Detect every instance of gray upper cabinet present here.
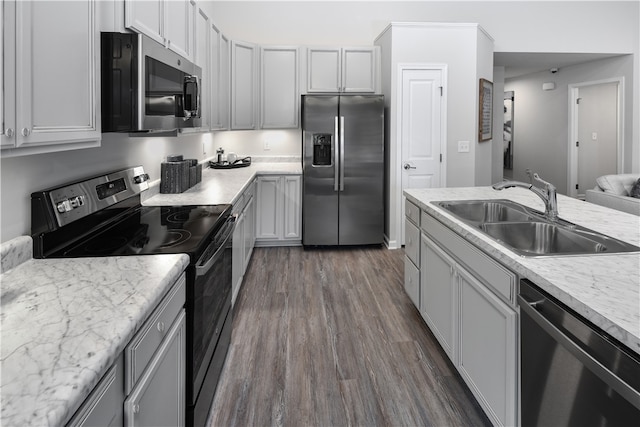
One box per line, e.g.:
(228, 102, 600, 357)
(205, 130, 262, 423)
(231, 40, 258, 130)
(1, 0, 100, 157)
(194, 5, 211, 131)
(260, 46, 299, 129)
(307, 46, 379, 93)
(210, 24, 230, 130)
(124, 0, 194, 61)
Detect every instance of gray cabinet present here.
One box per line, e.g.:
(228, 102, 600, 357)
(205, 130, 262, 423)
(232, 179, 256, 305)
(256, 175, 301, 246)
(124, 311, 186, 427)
(1, 0, 100, 157)
(194, 5, 211, 131)
(66, 355, 125, 427)
(124, 0, 194, 61)
(420, 234, 457, 361)
(406, 205, 518, 426)
(231, 40, 258, 130)
(307, 46, 378, 93)
(66, 273, 186, 427)
(260, 46, 299, 129)
(404, 199, 421, 309)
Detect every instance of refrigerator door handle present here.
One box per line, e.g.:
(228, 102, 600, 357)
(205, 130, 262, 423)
(340, 116, 345, 191)
(334, 116, 339, 191)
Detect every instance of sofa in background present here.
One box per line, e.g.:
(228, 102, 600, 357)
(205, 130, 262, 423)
(585, 174, 640, 216)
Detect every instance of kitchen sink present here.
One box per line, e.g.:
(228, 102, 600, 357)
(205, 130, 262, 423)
(436, 199, 640, 257)
(437, 199, 536, 223)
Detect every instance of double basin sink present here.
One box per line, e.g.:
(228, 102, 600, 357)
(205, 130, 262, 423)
(436, 199, 639, 257)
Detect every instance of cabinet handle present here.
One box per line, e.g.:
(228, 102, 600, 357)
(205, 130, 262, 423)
(21, 128, 31, 137)
(133, 403, 140, 414)
(157, 321, 165, 333)
(4, 128, 14, 138)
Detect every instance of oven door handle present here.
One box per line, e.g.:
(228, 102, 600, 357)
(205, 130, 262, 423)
(195, 216, 235, 277)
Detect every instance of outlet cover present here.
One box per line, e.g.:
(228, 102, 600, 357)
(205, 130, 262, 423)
(264, 139, 271, 150)
(458, 141, 470, 153)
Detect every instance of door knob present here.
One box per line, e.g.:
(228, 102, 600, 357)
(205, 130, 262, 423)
(404, 163, 416, 170)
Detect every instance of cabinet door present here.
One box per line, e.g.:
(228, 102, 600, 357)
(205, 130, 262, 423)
(420, 234, 457, 361)
(210, 23, 222, 129)
(164, 0, 194, 60)
(219, 33, 230, 130)
(457, 268, 517, 427)
(124, 311, 186, 427)
(243, 195, 255, 269)
(231, 40, 257, 130)
(67, 355, 125, 427)
(231, 209, 245, 305)
(282, 176, 301, 240)
(125, 0, 164, 45)
(342, 47, 377, 93)
(260, 46, 299, 128)
(404, 256, 420, 309)
(194, 6, 210, 131)
(307, 47, 341, 93)
(256, 176, 280, 240)
(3, 1, 100, 155)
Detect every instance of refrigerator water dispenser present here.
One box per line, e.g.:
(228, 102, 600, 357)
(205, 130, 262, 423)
(312, 134, 332, 166)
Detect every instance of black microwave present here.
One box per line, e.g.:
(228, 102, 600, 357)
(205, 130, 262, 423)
(101, 32, 202, 133)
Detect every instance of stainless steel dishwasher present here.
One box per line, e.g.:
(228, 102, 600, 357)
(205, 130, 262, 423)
(518, 279, 640, 426)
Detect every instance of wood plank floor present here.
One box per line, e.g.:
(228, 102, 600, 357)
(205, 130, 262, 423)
(207, 246, 491, 427)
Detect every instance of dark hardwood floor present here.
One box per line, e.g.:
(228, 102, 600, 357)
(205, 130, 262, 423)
(207, 246, 491, 427)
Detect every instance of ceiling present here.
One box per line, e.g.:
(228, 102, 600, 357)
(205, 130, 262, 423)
(494, 52, 625, 79)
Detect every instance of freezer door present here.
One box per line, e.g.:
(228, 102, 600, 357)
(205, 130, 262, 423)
(302, 95, 339, 245)
(339, 95, 384, 245)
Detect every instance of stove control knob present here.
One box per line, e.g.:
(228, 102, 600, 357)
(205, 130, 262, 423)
(70, 195, 85, 208)
(56, 200, 72, 213)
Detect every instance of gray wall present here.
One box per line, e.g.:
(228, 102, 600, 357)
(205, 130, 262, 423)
(505, 55, 634, 195)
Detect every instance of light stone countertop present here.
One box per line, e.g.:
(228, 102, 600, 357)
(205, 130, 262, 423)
(0, 236, 190, 427)
(404, 186, 640, 355)
(142, 160, 302, 206)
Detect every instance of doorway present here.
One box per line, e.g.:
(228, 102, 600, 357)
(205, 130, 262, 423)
(397, 64, 446, 245)
(568, 79, 623, 198)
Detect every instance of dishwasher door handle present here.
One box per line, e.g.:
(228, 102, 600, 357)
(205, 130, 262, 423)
(518, 294, 640, 410)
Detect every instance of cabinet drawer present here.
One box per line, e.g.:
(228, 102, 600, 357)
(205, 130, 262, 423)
(405, 218, 420, 266)
(125, 274, 186, 393)
(405, 199, 420, 226)
(404, 255, 420, 309)
(421, 212, 516, 304)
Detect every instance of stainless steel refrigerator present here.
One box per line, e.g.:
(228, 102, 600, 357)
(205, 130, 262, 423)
(302, 94, 384, 246)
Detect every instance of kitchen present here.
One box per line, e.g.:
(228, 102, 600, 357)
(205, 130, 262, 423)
(1, 1, 639, 426)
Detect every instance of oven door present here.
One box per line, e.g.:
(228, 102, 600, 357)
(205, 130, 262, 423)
(188, 217, 233, 406)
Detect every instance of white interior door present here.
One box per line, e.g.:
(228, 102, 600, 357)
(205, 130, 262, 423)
(568, 79, 622, 198)
(399, 66, 444, 245)
(577, 82, 618, 195)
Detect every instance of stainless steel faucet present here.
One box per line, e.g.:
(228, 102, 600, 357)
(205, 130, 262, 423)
(492, 172, 559, 220)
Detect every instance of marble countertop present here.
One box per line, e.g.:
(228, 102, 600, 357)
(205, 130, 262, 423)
(142, 160, 302, 206)
(404, 186, 640, 355)
(0, 236, 190, 427)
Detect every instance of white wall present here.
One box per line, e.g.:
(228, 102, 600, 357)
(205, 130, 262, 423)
(505, 54, 634, 195)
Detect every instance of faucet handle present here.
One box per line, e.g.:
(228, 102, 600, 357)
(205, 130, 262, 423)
(525, 168, 533, 184)
(532, 172, 555, 190)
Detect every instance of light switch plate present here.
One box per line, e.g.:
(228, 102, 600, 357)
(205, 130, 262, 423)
(458, 141, 470, 153)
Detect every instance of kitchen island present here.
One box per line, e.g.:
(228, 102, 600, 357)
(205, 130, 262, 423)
(405, 186, 640, 425)
(405, 186, 640, 355)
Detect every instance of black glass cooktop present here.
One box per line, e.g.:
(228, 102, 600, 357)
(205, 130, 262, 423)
(56, 205, 231, 259)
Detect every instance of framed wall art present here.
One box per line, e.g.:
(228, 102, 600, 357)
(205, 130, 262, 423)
(478, 78, 493, 141)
